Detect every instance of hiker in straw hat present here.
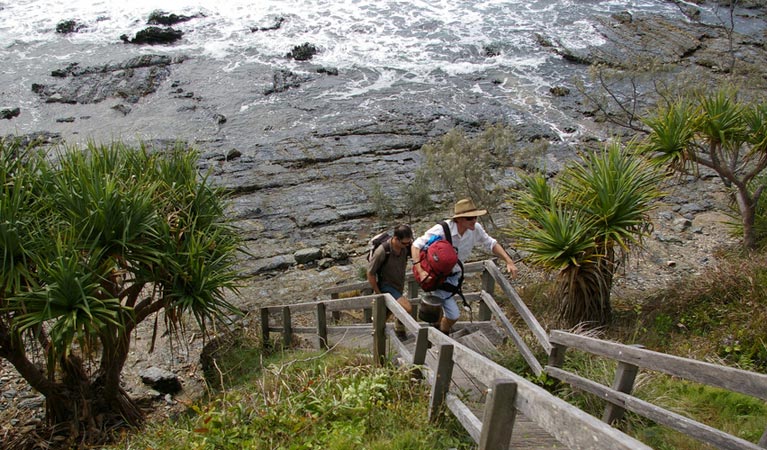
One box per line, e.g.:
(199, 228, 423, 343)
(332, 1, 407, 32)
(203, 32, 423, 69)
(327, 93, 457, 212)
(411, 198, 517, 335)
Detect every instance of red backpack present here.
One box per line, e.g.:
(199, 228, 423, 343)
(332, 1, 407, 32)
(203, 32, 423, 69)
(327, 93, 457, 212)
(413, 221, 462, 292)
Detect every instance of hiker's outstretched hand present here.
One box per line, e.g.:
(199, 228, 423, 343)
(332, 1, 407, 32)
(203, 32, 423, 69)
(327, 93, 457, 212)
(506, 261, 518, 278)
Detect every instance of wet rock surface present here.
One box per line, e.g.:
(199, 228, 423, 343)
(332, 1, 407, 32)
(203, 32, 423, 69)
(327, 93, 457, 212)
(0, 5, 765, 435)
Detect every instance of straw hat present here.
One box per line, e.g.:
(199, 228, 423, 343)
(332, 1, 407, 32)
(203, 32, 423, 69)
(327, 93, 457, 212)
(452, 198, 487, 219)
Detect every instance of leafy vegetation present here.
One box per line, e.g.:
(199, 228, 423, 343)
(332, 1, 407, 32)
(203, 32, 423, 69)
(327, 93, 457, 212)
(508, 142, 663, 326)
(417, 124, 514, 227)
(641, 87, 767, 250)
(112, 346, 473, 450)
(0, 139, 244, 445)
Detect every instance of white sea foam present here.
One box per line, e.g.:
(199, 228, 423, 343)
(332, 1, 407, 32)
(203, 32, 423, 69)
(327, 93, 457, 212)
(0, 0, 737, 141)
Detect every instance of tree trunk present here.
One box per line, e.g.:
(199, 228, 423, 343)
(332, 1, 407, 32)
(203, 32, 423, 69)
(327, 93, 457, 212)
(735, 188, 758, 250)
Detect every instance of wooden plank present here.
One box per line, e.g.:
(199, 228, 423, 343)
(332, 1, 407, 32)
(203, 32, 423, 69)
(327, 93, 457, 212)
(260, 307, 270, 349)
(458, 330, 501, 359)
(412, 328, 429, 379)
(386, 326, 411, 361)
(479, 269, 494, 321)
(277, 324, 371, 333)
(373, 295, 387, 366)
(429, 344, 455, 422)
(316, 302, 328, 350)
(264, 294, 376, 314)
(479, 380, 517, 450)
(446, 393, 481, 443)
(427, 328, 651, 450)
(384, 294, 421, 333)
(431, 329, 650, 449)
(281, 306, 292, 348)
(546, 366, 764, 450)
(322, 261, 487, 295)
(483, 261, 551, 354)
(550, 330, 767, 401)
(480, 291, 543, 375)
(603, 361, 639, 424)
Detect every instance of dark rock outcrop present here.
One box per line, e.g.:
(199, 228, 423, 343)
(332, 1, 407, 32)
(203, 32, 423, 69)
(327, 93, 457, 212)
(147, 10, 201, 26)
(251, 15, 285, 32)
(55, 19, 84, 34)
(287, 43, 319, 61)
(120, 27, 184, 45)
(540, 13, 704, 68)
(0, 107, 20, 120)
(32, 54, 187, 105)
(263, 69, 310, 95)
(139, 367, 182, 394)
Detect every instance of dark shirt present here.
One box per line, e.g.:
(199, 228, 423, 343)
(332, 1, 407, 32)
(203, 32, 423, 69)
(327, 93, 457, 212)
(367, 241, 408, 292)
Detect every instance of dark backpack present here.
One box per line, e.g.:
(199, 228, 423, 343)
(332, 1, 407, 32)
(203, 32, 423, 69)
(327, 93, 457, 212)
(367, 231, 392, 264)
(413, 221, 463, 293)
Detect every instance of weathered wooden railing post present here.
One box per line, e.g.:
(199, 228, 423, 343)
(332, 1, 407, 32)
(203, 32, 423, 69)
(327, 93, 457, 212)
(260, 307, 271, 349)
(330, 292, 342, 324)
(373, 295, 387, 366)
(479, 379, 518, 450)
(316, 302, 328, 350)
(548, 342, 567, 369)
(429, 344, 454, 422)
(603, 360, 640, 424)
(479, 269, 494, 321)
(411, 328, 429, 379)
(408, 279, 420, 319)
(281, 306, 292, 349)
(363, 307, 373, 323)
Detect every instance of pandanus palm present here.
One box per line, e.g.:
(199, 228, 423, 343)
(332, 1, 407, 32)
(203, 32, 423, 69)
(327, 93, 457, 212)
(0, 140, 244, 443)
(642, 88, 767, 250)
(509, 143, 663, 326)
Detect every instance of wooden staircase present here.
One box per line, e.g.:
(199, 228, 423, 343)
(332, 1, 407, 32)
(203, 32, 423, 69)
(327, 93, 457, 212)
(260, 260, 767, 450)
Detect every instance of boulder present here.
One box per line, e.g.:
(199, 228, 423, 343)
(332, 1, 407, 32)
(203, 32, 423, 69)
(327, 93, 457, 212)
(0, 107, 20, 120)
(286, 43, 319, 61)
(263, 69, 310, 95)
(139, 367, 182, 394)
(294, 247, 323, 264)
(121, 27, 184, 45)
(55, 20, 84, 34)
(147, 10, 201, 26)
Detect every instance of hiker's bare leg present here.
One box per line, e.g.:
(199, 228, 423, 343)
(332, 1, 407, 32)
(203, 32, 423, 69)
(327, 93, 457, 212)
(396, 296, 413, 314)
(439, 317, 457, 334)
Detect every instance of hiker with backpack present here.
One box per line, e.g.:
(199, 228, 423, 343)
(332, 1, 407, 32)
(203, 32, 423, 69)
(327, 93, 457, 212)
(367, 224, 414, 337)
(412, 198, 518, 335)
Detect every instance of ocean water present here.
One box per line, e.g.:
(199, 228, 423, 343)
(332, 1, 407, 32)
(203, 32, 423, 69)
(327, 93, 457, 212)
(0, 0, 687, 89)
(0, 0, 759, 145)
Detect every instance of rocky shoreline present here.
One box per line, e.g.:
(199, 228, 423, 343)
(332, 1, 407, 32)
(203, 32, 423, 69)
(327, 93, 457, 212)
(1, 4, 766, 438)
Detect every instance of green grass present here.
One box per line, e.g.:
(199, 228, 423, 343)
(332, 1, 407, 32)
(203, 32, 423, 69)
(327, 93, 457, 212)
(495, 247, 767, 450)
(110, 248, 767, 450)
(111, 344, 473, 450)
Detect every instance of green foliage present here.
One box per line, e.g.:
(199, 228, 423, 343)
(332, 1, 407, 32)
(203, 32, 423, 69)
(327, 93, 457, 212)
(641, 87, 767, 249)
(369, 180, 395, 224)
(419, 124, 514, 225)
(113, 349, 473, 450)
(508, 142, 663, 325)
(0, 139, 244, 434)
(400, 167, 434, 220)
(640, 251, 767, 372)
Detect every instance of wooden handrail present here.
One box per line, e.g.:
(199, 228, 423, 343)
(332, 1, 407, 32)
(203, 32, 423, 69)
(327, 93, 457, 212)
(424, 326, 651, 449)
(548, 330, 767, 450)
(483, 261, 551, 354)
(549, 330, 767, 401)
